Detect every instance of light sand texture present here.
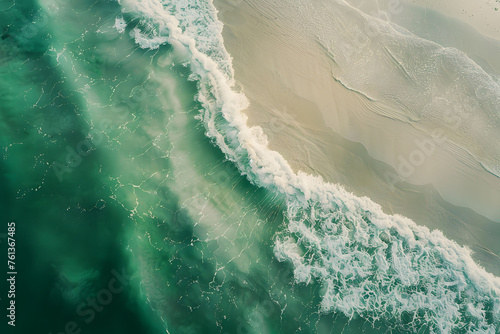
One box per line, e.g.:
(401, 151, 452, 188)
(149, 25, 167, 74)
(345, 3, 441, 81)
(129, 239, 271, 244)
(403, 0, 500, 39)
(214, 0, 500, 274)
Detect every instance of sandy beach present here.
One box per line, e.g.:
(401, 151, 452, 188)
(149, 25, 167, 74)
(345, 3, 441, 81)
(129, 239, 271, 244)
(403, 0, 500, 38)
(214, 0, 500, 274)
(4, 0, 500, 332)
(345, 0, 500, 38)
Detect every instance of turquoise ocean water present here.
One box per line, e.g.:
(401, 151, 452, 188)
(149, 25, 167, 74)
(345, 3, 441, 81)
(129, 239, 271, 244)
(0, 0, 499, 333)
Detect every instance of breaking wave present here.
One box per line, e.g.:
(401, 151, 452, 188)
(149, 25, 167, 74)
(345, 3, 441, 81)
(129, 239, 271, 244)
(117, 0, 500, 332)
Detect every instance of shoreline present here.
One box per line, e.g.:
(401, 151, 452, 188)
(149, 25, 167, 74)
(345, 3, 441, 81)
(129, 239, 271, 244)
(345, 0, 500, 40)
(402, 0, 500, 40)
(214, 0, 500, 274)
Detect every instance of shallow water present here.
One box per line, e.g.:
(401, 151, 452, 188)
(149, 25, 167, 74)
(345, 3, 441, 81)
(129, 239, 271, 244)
(1, 0, 499, 333)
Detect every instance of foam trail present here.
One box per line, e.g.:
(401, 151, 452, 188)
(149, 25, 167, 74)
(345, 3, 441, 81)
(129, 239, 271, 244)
(118, 0, 500, 332)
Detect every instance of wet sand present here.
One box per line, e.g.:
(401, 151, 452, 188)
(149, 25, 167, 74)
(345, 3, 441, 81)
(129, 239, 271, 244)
(213, 0, 500, 274)
(403, 0, 500, 39)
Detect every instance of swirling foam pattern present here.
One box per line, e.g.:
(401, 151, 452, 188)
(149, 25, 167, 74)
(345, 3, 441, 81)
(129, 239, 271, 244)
(119, 0, 500, 332)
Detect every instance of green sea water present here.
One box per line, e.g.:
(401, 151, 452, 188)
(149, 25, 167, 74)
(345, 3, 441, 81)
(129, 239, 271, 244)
(1, 0, 500, 333)
(0, 1, 353, 333)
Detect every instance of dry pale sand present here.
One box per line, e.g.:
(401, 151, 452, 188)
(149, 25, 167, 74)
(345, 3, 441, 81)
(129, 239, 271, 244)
(214, 0, 500, 274)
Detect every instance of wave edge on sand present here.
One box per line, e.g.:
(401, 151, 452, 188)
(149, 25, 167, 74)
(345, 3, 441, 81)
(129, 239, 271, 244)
(119, 0, 500, 332)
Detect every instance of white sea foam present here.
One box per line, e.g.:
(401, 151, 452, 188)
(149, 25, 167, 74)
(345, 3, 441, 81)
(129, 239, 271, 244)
(114, 16, 127, 33)
(119, 0, 500, 331)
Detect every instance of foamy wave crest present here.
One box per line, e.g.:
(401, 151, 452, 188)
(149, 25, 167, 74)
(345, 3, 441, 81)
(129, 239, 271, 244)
(119, 0, 500, 332)
(275, 198, 500, 332)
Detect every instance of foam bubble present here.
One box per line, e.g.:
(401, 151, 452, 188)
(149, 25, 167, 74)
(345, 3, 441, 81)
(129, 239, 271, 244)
(119, 0, 500, 331)
(114, 16, 127, 33)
